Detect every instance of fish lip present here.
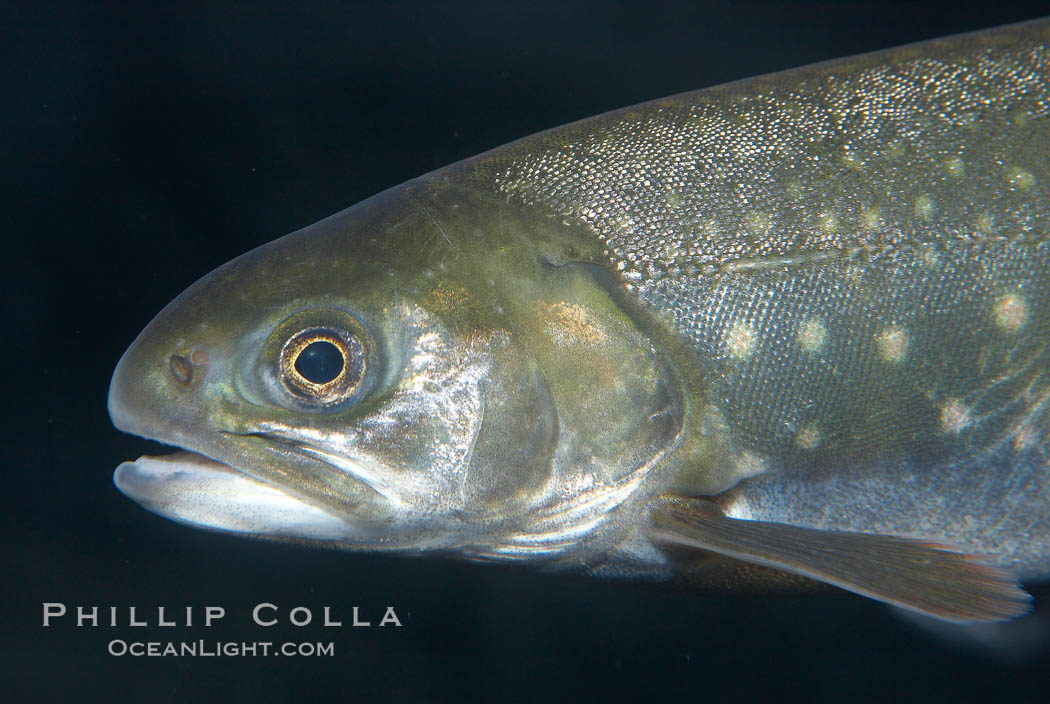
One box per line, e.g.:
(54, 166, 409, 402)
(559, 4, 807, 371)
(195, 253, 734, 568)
(114, 424, 254, 477)
(113, 412, 306, 480)
(112, 449, 235, 500)
(111, 423, 303, 512)
(113, 428, 419, 548)
(122, 426, 393, 512)
(112, 435, 267, 505)
(227, 425, 404, 506)
(127, 448, 229, 467)
(111, 448, 364, 543)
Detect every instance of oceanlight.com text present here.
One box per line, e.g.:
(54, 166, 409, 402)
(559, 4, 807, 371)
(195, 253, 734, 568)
(107, 639, 335, 657)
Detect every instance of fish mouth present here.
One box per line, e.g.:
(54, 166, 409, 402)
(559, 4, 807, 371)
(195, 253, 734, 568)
(113, 447, 358, 542)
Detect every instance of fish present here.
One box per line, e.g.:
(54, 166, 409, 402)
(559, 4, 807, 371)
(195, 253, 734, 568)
(109, 18, 1050, 624)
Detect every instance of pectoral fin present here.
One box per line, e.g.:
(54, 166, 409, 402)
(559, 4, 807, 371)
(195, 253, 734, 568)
(649, 497, 1031, 623)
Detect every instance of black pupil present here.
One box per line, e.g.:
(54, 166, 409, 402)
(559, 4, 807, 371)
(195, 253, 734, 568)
(295, 340, 344, 384)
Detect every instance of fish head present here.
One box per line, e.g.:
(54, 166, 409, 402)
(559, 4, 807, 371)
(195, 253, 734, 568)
(109, 182, 685, 555)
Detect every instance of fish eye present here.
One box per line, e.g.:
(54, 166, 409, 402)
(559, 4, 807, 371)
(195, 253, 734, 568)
(279, 327, 364, 405)
(295, 340, 343, 384)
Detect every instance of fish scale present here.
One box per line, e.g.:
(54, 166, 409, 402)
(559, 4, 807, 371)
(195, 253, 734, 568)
(466, 21, 1050, 560)
(484, 31, 1049, 283)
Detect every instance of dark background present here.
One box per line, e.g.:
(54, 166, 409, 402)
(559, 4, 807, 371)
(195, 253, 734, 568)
(6, 1, 1050, 702)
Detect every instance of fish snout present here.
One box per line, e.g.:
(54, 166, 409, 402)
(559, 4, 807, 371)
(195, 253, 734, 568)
(108, 330, 214, 438)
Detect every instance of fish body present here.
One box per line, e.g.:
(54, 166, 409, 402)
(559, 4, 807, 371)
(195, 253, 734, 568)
(110, 19, 1050, 622)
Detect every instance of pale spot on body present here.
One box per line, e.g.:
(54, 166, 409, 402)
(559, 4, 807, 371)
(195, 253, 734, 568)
(993, 293, 1028, 333)
(921, 247, 941, 269)
(748, 211, 771, 233)
(876, 325, 909, 363)
(725, 321, 756, 359)
(819, 211, 839, 234)
(795, 423, 822, 450)
(841, 152, 862, 170)
(976, 212, 994, 234)
(914, 195, 935, 221)
(860, 206, 881, 231)
(1006, 166, 1036, 190)
(796, 317, 827, 353)
(940, 398, 972, 435)
(734, 451, 767, 479)
(844, 263, 865, 284)
(944, 156, 966, 179)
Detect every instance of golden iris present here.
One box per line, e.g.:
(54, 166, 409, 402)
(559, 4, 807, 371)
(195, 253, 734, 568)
(279, 327, 364, 405)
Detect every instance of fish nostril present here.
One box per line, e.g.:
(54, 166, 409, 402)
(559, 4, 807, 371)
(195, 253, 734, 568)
(190, 348, 209, 366)
(169, 355, 193, 385)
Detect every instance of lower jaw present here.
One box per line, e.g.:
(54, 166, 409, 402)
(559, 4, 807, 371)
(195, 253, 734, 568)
(113, 451, 357, 541)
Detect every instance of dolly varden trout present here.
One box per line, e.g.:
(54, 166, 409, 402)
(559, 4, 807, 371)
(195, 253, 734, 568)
(110, 19, 1050, 622)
